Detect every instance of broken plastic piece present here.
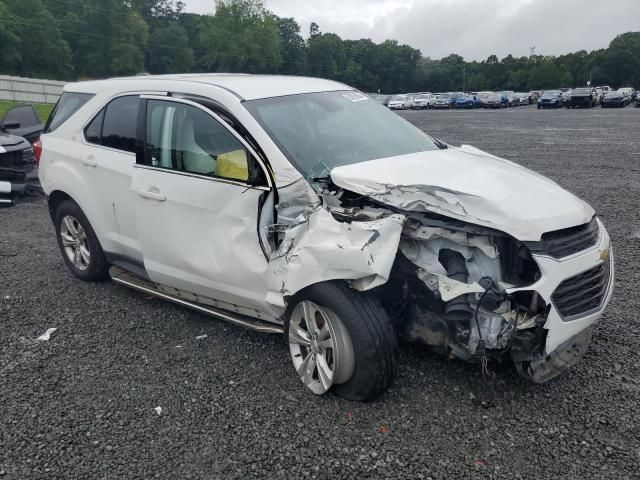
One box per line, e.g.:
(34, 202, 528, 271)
(37, 328, 57, 341)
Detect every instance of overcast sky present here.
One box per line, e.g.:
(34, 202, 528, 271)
(183, 0, 640, 60)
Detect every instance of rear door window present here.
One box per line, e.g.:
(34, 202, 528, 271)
(101, 96, 140, 153)
(84, 96, 140, 153)
(44, 92, 93, 132)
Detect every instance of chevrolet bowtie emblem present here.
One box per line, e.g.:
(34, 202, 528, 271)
(599, 249, 610, 262)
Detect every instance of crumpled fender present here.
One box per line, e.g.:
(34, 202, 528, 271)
(265, 208, 405, 307)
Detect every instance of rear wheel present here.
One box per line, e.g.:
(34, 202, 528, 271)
(54, 200, 109, 281)
(286, 281, 398, 401)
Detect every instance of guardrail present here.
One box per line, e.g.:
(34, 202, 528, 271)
(0, 75, 64, 104)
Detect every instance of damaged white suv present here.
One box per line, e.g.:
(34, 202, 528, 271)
(38, 75, 614, 401)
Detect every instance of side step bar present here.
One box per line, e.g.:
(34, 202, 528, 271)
(109, 266, 284, 334)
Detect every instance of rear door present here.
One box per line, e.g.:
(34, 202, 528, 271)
(78, 94, 143, 261)
(131, 96, 274, 313)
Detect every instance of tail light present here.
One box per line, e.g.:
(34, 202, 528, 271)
(33, 138, 42, 166)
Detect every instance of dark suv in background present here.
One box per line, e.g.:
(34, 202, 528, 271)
(0, 105, 43, 206)
(567, 88, 597, 108)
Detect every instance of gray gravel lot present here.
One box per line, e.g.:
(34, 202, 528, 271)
(1, 105, 640, 479)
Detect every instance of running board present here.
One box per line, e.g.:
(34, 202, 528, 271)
(109, 266, 284, 334)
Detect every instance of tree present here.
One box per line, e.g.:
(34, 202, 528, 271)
(309, 22, 320, 38)
(307, 33, 345, 78)
(5, 0, 72, 79)
(199, 0, 281, 73)
(600, 32, 640, 87)
(276, 17, 305, 75)
(0, 0, 21, 74)
(146, 24, 193, 73)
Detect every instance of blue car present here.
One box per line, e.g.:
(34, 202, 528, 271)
(537, 90, 564, 109)
(454, 95, 480, 109)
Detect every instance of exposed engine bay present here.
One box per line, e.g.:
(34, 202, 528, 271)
(326, 185, 547, 362)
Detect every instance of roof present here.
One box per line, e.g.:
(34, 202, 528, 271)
(64, 74, 352, 101)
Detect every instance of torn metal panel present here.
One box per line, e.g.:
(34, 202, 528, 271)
(330, 146, 594, 241)
(267, 207, 405, 303)
(273, 177, 320, 227)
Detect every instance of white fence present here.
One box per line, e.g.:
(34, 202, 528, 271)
(0, 75, 64, 104)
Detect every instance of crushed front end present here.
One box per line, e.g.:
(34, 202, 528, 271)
(317, 181, 614, 383)
(380, 212, 613, 382)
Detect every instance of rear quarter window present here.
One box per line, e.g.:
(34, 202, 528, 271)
(44, 92, 94, 133)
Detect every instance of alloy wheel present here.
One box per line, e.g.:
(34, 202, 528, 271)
(288, 301, 354, 395)
(60, 215, 91, 271)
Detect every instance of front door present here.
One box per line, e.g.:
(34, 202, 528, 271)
(131, 97, 273, 313)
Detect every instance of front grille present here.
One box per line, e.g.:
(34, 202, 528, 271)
(551, 259, 611, 319)
(0, 147, 34, 169)
(21, 148, 35, 165)
(529, 218, 599, 259)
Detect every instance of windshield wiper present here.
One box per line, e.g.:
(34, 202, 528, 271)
(433, 138, 448, 149)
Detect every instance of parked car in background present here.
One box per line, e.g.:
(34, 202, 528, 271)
(566, 87, 597, 108)
(597, 86, 611, 96)
(619, 87, 634, 101)
(499, 91, 517, 107)
(528, 91, 541, 103)
(636, 94, 640, 107)
(538, 90, 564, 109)
(369, 93, 391, 106)
(0, 129, 37, 206)
(37, 74, 614, 400)
(412, 93, 436, 109)
(454, 94, 479, 109)
(594, 87, 604, 104)
(433, 93, 454, 109)
(388, 94, 412, 110)
(483, 93, 507, 108)
(602, 90, 627, 108)
(0, 104, 44, 144)
(515, 93, 530, 105)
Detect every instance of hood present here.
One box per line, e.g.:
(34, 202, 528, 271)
(330, 145, 594, 241)
(0, 132, 27, 147)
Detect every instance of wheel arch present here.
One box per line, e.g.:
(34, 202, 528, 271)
(48, 190, 76, 221)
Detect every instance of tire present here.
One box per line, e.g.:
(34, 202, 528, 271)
(285, 281, 398, 401)
(54, 199, 109, 282)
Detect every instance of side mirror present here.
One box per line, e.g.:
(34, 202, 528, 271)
(1, 121, 20, 130)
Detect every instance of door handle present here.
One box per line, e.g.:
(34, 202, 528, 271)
(82, 155, 97, 167)
(136, 188, 166, 202)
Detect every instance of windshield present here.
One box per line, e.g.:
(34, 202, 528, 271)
(436, 94, 451, 100)
(391, 95, 407, 101)
(478, 93, 491, 99)
(415, 94, 428, 100)
(573, 88, 590, 94)
(542, 91, 559, 97)
(489, 94, 501, 100)
(244, 91, 438, 180)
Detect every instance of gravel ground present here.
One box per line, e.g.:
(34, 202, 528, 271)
(1, 105, 639, 479)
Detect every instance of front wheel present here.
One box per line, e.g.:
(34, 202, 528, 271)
(286, 281, 398, 401)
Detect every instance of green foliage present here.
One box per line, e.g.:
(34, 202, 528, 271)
(0, 0, 638, 93)
(199, 0, 281, 73)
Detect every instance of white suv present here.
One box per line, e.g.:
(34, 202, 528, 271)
(38, 74, 614, 400)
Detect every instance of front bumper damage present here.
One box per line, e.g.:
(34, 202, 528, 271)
(267, 152, 613, 383)
(400, 217, 612, 381)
